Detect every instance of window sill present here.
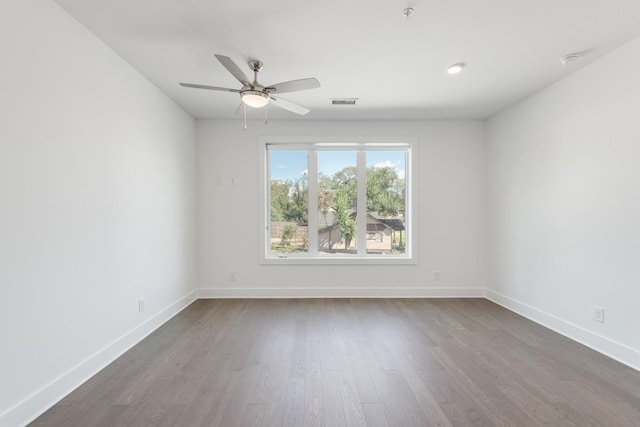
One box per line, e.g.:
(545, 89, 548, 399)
(260, 255, 417, 265)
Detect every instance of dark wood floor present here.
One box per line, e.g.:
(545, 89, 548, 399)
(31, 298, 640, 426)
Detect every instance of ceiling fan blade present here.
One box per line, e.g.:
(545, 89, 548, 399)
(179, 82, 240, 93)
(269, 96, 310, 115)
(214, 54, 251, 86)
(266, 78, 320, 94)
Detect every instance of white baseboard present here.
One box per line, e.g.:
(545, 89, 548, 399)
(486, 289, 640, 372)
(1, 289, 198, 427)
(198, 286, 486, 299)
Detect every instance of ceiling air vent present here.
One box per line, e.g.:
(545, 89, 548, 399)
(331, 98, 358, 105)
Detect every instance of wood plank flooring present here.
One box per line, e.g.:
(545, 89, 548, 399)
(31, 299, 640, 426)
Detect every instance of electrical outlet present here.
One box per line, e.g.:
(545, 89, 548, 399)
(433, 271, 440, 281)
(138, 298, 145, 313)
(230, 272, 237, 282)
(593, 306, 604, 323)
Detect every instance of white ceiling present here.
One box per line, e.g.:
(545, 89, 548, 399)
(54, 0, 640, 120)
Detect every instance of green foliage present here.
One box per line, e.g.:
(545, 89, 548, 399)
(288, 178, 308, 223)
(318, 169, 356, 215)
(270, 176, 308, 224)
(280, 224, 295, 245)
(366, 166, 404, 217)
(335, 187, 356, 249)
(271, 163, 404, 249)
(270, 243, 307, 253)
(270, 181, 289, 222)
(318, 165, 404, 217)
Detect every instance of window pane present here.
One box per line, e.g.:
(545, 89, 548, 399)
(317, 151, 358, 254)
(263, 141, 412, 263)
(269, 150, 309, 254)
(365, 151, 406, 254)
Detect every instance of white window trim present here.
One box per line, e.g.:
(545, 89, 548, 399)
(258, 136, 417, 265)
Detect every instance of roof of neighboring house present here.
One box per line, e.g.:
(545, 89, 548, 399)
(377, 218, 405, 231)
(318, 212, 405, 232)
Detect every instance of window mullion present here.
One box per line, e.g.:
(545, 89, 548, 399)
(356, 150, 367, 255)
(307, 150, 318, 256)
(265, 148, 272, 256)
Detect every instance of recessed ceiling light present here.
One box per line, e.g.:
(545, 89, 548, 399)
(447, 63, 465, 74)
(560, 52, 582, 66)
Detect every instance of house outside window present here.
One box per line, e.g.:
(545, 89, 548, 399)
(259, 138, 415, 264)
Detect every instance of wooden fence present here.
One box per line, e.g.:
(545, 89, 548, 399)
(270, 222, 308, 244)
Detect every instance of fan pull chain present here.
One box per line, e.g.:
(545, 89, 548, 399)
(265, 105, 268, 125)
(243, 103, 247, 130)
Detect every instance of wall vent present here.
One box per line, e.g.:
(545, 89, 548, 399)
(331, 98, 358, 105)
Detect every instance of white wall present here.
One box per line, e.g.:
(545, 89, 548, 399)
(197, 120, 486, 297)
(0, 1, 197, 425)
(486, 37, 640, 369)
(7, 0, 638, 423)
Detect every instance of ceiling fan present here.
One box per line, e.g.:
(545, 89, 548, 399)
(180, 54, 320, 115)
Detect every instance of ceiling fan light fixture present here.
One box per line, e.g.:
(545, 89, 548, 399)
(447, 63, 466, 74)
(241, 90, 269, 108)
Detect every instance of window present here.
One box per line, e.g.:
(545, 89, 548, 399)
(260, 138, 415, 264)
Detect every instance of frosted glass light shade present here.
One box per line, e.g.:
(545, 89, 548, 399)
(241, 91, 269, 108)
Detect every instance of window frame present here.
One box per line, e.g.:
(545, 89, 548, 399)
(258, 136, 417, 265)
